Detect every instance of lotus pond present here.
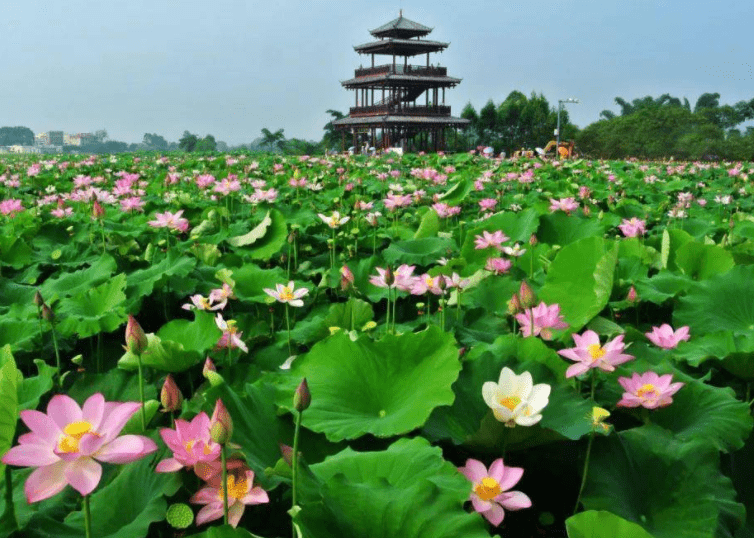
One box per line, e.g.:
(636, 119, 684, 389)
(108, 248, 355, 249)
(1, 151, 753, 538)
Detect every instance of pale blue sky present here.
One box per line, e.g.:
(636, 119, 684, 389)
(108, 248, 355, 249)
(3, 0, 752, 145)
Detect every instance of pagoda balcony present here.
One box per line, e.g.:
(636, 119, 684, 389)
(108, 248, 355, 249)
(354, 64, 447, 78)
(349, 104, 451, 117)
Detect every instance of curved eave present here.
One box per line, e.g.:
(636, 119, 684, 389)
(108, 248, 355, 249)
(354, 39, 449, 56)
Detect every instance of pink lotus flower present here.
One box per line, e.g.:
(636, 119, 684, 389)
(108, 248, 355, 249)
(208, 283, 235, 310)
(190, 469, 269, 527)
(215, 314, 248, 353)
(479, 198, 498, 212)
(156, 412, 221, 472)
(645, 324, 690, 349)
(549, 197, 579, 213)
(263, 281, 309, 307)
(1, 393, 157, 502)
(410, 273, 445, 295)
(474, 230, 509, 250)
(148, 210, 189, 233)
(0, 199, 24, 218)
(617, 371, 684, 409)
(182, 294, 218, 312)
(516, 302, 568, 340)
(618, 218, 646, 238)
(369, 264, 417, 291)
(557, 330, 634, 378)
(485, 257, 512, 275)
(458, 458, 531, 526)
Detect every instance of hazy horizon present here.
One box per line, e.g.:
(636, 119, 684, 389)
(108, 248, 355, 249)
(4, 0, 752, 145)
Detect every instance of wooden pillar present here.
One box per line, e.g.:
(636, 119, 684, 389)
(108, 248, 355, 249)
(442, 87, 445, 104)
(371, 54, 374, 68)
(371, 88, 374, 106)
(355, 90, 358, 107)
(426, 52, 429, 67)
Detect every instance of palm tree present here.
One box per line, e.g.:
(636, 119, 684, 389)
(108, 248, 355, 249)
(260, 128, 285, 152)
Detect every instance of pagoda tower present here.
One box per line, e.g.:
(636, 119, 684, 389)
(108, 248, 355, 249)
(333, 11, 469, 152)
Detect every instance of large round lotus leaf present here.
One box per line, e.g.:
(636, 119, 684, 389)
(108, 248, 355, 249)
(382, 236, 457, 266)
(673, 331, 754, 379)
(536, 213, 606, 246)
(566, 511, 654, 538)
(283, 326, 461, 441)
(583, 425, 744, 538)
(674, 265, 754, 335)
(539, 237, 618, 331)
(673, 241, 734, 280)
(56, 273, 128, 338)
(294, 438, 490, 538)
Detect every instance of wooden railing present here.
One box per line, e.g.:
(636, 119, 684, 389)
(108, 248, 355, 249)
(349, 105, 451, 117)
(354, 64, 447, 78)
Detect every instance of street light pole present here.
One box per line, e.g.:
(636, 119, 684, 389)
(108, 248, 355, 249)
(556, 98, 579, 157)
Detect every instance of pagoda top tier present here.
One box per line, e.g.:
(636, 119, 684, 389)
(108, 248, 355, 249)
(370, 11, 433, 39)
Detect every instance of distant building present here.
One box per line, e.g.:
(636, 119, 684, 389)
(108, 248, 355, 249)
(35, 132, 51, 146)
(48, 131, 64, 146)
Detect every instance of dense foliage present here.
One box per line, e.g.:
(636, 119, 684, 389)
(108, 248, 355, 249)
(0, 150, 753, 538)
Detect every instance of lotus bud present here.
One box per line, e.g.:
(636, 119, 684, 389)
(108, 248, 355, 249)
(202, 357, 217, 377)
(293, 378, 311, 412)
(279, 443, 294, 467)
(437, 275, 447, 292)
(340, 265, 355, 291)
(507, 293, 522, 316)
(209, 399, 233, 445)
(92, 200, 105, 220)
(529, 234, 538, 246)
(160, 374, 183, 413)
(627, 286, 638, 303)
(518, 281, 536, 309)
(41, 303, 55, 322)
(33, 290, 45, 307)
(125, 314, 148, 355)
(384, 266, 395, 287)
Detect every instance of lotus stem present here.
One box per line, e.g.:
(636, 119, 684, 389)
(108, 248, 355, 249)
(573, 370, 597, 515)
(221, 445, 229, 525)
(285, 303, 292, 356)
(292, 408, 303, 535)
(83, 494, 92, 538)
(50, 320, 62, 390)
(136, 351, 147, 431)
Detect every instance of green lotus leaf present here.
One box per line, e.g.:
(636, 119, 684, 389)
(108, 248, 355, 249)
(56, 273, 128, 338)
(67, 368, 157, 404)
(539, 237, 618, 331)
(0, 347, 18, 477)
(659, 228, 693, 271)
(673, 241, 734, 280)
(295, 437, 491, 538)
(63, 455, 180, 538)
(437, 177, 471, 205)
(321, 297, 373, 332)
(674, 265, 754, 335)
(648, 376, 753, 453)
(583, 425, 745, 538)
(17, 359, 56, 411)
(566, 510, 654, 538)
(125, 252, 196, 301)
(38, 254, 116, 301)
(186, 526, 265, 538)
(383, 237, 457, 266)
(231, 264, 290, 304)
(0, 316, 39, 353)
(156, 310, 221, 355)
(118, 332, 204, 373)
(537, 213, 606, 246)
(228, 209, 288, 261)
(634, 270, 694, 304)
(413, 208, 440, 239)
(282, 326, 461, 441)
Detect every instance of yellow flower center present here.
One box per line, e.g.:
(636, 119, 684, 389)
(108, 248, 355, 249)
(637, 383, 658, 399)
(588, 344, 606, 360)
(425, 276, 435, 287)
(218, 475, 248, 501)
(474, 477, 502, 501)
(329, 217, 339, 227)
(280, 287, 295, 301)
(200, 298, 211, 309)
(57, 421, 97, 454)
(499, 396, 521, 411)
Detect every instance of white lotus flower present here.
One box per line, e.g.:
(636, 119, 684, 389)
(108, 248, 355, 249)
(482, 367, 551, 427)
(318, 211, 350, 229)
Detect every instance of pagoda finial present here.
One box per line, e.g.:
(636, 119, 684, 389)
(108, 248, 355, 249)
(399, 9, 402, 17)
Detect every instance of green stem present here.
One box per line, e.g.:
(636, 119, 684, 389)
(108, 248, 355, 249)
(136, 352, 146, 431)
(4, 467, 16, 530)
(83, 494, 92, 538)
(50, 321, 62, 389)
(573, 370, 597, 515)
(292, 409, 302, 512)
(221, 445, 229, 525)
(285, 303, 292, 357)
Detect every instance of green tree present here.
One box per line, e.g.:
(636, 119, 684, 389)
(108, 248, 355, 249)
(142, 133, 168, 150)
(179, 131, 199, 152)
(322, 110, 345, 150)
(260, 128, 285, 152)
(195, 134, 217, 152)
(0, 126, 34, 146)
